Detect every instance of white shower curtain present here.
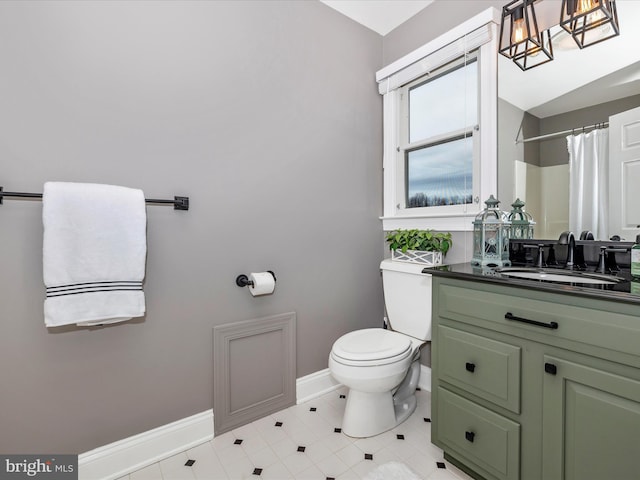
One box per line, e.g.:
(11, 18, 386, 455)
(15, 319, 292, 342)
(566, 128, 609, 240)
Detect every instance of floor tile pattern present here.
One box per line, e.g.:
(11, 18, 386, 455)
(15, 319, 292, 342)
(120, 387, 474, 480)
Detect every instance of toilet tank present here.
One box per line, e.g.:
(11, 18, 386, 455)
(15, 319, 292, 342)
(380, 259, 433, 341)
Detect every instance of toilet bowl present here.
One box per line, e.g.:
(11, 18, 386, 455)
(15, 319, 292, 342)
(329, 328, 423, 437)
(328, 259, 432, 438)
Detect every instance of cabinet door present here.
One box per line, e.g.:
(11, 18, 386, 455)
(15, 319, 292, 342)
(542, 356, 640, 480)
(438, 325, 521, 413)
(437, 387, 520, 480)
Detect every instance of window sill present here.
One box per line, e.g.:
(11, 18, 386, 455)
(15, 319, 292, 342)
(380, 212, 478, 232)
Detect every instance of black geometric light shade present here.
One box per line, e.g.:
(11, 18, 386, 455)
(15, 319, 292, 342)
(499, 0, 554, 71)
(560, 0, 620, 49)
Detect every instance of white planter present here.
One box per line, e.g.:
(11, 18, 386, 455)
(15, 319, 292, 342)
(390, 249, 443, 266)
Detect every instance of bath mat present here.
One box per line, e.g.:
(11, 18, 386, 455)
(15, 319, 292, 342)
(363, 461, 422, 480)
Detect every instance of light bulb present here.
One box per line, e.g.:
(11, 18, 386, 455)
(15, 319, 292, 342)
(575, 0, 611, 38)
(576, 0, 597, 14)
(528, 45, 541, 57)
(577, 0, 607, 24)
(587, 9, 607, 28)
(512, 17, 527, 44)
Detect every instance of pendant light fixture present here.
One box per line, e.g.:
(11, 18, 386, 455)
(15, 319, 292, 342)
(560, 0, 620, 49)
(499, 0, 554, 71)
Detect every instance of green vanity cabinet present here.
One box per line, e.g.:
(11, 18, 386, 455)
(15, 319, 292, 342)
(431, 275, 640, 480)
(542, 356, 640, 480)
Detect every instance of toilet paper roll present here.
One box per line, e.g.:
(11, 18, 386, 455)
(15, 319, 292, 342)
(248, 272, 276, 296)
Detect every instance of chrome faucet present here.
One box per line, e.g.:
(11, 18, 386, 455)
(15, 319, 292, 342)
(558, 231, 575, 269)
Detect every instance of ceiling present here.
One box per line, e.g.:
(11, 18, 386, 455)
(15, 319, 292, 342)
(320, 1, 640, 118)
(498, 0, 640, 118)
(319, 0, 434, 35)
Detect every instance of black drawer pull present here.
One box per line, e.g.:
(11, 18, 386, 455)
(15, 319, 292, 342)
(545, 362, 557, 375)
(465, 362, 476, 373)
(505, 312, 558, 330)
(465, 431, 475, 443)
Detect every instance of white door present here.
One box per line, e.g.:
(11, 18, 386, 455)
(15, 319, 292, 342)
(609, 106, 640, 241)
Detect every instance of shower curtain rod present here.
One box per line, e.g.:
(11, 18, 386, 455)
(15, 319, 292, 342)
(515, 121, 609, 144)
(0, 187, 189, 210)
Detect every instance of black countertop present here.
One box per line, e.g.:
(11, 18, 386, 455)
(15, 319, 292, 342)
(424, 263, 640, 306)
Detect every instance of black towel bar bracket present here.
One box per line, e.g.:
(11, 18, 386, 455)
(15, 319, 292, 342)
(0, 186, 189, 211)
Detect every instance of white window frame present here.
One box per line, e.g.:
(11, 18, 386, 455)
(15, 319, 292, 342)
(377, 8, 501, 232)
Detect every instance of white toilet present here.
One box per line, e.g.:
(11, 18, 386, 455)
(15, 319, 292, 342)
(328, 259, 432, 438)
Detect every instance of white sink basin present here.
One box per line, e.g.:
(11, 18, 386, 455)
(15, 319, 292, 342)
(497, 268, 621, 285)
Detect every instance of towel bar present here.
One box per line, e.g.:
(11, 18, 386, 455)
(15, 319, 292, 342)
(0, 186, 189, 210)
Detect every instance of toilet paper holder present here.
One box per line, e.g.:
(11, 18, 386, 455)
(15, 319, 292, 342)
(235, 271, 276, 288)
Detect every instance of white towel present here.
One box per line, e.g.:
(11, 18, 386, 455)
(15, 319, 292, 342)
(42, 182, 147, 327)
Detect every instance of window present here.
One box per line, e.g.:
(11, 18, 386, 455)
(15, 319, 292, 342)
(377, 9, 499, 231)
(402, 57, 478, 211)
(406, 134, 474, 208)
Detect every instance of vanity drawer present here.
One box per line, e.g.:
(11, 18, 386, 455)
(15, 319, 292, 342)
(437, 387, 520, 480)
(437, 325, 521, 413)
(438, 283, 640, 359)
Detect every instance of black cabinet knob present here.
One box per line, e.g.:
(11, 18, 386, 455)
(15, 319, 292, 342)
(465, 431, 475, 442)
(465, 362, 476, 373)
(545, 362, 557, 375)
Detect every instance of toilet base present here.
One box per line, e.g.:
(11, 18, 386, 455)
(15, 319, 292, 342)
(341, 360, 421, 438)
(391, 360, 420, 429)
(342, 390, 396, 438)
(393, 391, 417, 427)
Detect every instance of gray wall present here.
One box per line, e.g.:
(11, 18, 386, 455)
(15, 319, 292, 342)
(498, 99, 541, 203)
(538, 94, 640, 167)
(499, 94, 640, 172)
(497, 99, 524, 206)
(383, 0, 504, 65)
(0, 0, 384, 453)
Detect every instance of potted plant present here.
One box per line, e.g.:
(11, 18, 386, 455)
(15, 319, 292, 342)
(385, 229, 452, 266)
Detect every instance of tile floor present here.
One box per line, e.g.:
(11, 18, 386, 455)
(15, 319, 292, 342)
(119, 387, 474, 480)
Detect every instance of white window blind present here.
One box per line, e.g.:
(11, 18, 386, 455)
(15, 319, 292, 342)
(377, 24, 493, 95)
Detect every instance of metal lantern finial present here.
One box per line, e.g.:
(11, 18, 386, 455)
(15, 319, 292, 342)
(508, 198, 536, 240)
(472, 195, 512, 268)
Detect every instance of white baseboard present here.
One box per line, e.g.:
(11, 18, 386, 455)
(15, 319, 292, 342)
(78, 366, 431, 480)
(78, 410, 214, 480)
(296, 365, 431, 400)
(296, 368, 342, 404)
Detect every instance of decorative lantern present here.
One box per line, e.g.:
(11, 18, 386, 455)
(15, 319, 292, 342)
(472, 195, 512, 268)
(508, 198, 535, 240)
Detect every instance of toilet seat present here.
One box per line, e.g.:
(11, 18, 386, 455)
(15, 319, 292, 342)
(331, 329, 413, 366)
